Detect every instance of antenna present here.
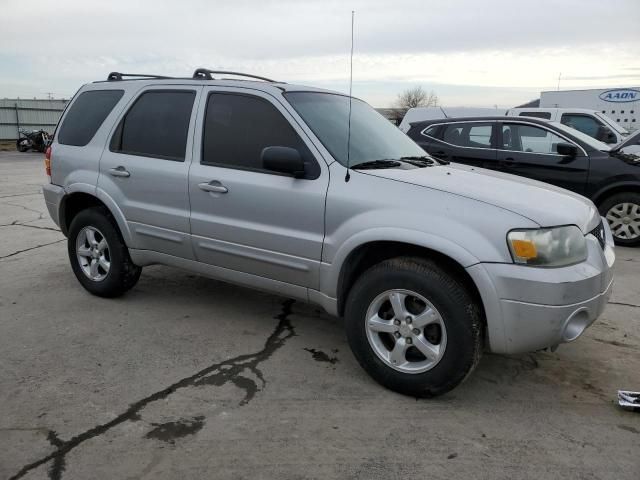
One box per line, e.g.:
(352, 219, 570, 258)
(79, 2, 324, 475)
(345, 10, 355, 182)
(557, 72, 562, 91)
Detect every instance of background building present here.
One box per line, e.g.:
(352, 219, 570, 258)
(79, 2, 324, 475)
(0, 98, 68, 140)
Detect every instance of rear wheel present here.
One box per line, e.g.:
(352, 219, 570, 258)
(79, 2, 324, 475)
(345, 257, 482, 397)
(67, 207, 141, 297)
(599, 192, 640, 247)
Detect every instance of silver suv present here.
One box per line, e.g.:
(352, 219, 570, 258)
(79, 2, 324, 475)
(43, 69, 615, 397)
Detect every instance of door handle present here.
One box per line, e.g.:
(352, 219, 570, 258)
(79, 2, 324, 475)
(500, 158, 517, 168)
(198, 181, 228, 194)
(108, 166, 130, 178)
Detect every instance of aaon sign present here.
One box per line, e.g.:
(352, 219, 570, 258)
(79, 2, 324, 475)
(599, 88, 640, 103)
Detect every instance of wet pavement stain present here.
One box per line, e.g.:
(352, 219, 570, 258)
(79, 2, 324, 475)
(145, 416, 205, 444)
(8, 299, 296, 480)
(304, 348, 339, 365)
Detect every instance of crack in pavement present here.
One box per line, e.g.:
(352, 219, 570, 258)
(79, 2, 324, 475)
(8, 299, 296, 480)
(0, 239, 65, 260)
(0, 192, 41, 199)
(0, 222, 60, 232)
(608, 301, 640, 309)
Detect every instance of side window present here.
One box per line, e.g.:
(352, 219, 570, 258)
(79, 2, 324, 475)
(560, 114, 602, 138)
(111, 90, 196, 161)
(421, 125, 439, 138)
(502, 123, 568, 154)
(468, 124, 492, 147)
(58, 90, 124, 146)
(442, 122, 493, 147)
(519, 111, 552, 120)
(202, 93, 319, 178)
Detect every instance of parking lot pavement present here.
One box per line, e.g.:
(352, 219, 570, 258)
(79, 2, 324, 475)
(0, 151, 639, 480)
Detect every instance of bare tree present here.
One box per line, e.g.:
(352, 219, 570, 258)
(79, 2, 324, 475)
(391, 86, 438, 124)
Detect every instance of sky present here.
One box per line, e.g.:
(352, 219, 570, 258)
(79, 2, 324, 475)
(1, 0, 639, 108)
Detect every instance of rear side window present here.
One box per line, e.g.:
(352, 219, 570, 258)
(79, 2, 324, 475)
(519, 111, 552, 120)
(202, 93, 319, 178)
(111, 90, 195, 161)
(58, 90, 124, 146)
(442, 122, 494, 148)
(421, 125, 439, 138)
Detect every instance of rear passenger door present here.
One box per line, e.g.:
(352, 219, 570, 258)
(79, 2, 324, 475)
(98, 86, 200, 259)
(424, 121, 497, 167)
(496, 121, 589, 193)
(188, 88, 328, 289)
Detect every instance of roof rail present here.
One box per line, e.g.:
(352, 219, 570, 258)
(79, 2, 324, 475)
(107, 72, 173, 81)
(192, 68, 277, 83)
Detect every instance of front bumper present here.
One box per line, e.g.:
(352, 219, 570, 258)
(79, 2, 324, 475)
(467, 220, 615, 354)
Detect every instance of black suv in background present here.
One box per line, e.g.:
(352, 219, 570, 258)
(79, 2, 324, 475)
(407, 117, 640, 246)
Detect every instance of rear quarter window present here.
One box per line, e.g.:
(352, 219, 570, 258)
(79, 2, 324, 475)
(519, 111, 552, 120)
(58, 90, 124, 146)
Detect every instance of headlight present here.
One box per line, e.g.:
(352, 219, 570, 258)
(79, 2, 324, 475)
(507, 225, 587, 267)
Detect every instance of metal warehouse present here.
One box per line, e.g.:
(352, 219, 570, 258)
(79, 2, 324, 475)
(0, 98, 68, 140)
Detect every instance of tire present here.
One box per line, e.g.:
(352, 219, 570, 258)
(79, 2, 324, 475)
(67, 207, 141, 297)
(345, 257, 482, 397)
(598, 192, 640, 247)
(16, 140, 29, 152)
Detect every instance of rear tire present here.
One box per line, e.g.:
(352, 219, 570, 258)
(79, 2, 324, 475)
(345, 257, 482, 397)
(599, 192, 640, 247)
(67, 207, 141, 297)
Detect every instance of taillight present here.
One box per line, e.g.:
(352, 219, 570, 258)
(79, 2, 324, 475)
(44, 146, 52, 178)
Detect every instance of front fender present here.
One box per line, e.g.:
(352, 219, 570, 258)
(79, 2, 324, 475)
(319, 227, 481, 298)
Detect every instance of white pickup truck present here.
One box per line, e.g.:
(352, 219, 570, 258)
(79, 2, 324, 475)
(506, 107, 628, 144)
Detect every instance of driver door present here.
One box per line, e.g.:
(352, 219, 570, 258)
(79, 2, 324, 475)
(188, 88, 329, 289)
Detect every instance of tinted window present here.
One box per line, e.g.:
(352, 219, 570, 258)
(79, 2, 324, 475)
(442, 122, 493, 147)
(111, 90, 195, 161)
(202, 93, 319, 178)
(421, 125, 439, 137)
(560, 114, 602, 138)
(58, 90, 123, 146)
(502, 123, 568, 154)
(519, 111, 552, 120)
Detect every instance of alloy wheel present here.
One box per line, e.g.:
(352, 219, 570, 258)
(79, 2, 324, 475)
(75, 226, 111, 281)
(365, 289, 447, 374)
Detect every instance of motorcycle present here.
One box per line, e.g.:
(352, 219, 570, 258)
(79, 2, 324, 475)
(16, 128, 50, 153)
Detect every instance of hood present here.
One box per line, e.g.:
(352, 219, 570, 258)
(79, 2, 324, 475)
(363, 163, 599, 233)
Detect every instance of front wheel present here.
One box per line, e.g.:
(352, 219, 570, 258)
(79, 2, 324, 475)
(68, 207, 142, 297)
(345, 257, 482, 397)
(599, 192, 640, 247)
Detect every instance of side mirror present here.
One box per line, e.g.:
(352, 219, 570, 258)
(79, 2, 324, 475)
(556, 142, 577, 157)
(261, 146, 305, 178)
(607, 131, 617, 143)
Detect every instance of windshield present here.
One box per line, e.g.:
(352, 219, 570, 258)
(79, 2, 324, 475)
(595, 112, 628, 135)
(614, 128, 640, 151)
(284, 91, 426, 167)
(548, 121, 611, 151)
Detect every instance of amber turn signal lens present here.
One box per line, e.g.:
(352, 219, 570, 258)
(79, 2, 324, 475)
(511, 239, 537, 260)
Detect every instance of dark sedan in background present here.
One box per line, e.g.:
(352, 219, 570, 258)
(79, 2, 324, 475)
(407, 117, 640, 246)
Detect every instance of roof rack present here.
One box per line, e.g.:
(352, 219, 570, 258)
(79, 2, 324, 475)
(192, 68, 277, 83)
(107, 72, 173, 81)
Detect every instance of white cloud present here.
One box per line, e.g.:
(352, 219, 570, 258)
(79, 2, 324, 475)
(1, 0, 639, 106)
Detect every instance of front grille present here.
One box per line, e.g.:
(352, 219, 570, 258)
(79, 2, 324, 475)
(589, 220, 606, 250)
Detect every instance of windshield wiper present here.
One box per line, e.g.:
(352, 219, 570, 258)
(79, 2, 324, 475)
(400, 155, 448, 165)
(351, 159, 403, 170)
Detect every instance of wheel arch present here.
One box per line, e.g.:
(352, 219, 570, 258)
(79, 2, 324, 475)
(334, 240, 486, 330)
(59, 188, 133, 246)
(592, 182, 640, 206)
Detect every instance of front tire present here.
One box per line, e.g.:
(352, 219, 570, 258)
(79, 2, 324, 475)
(599, 192, 640, 247)
(345, 257, 482, 397)
(67, 207, 141, 297)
